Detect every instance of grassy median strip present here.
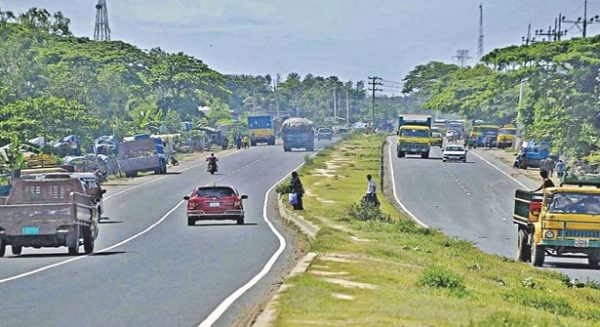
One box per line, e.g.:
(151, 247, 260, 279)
(274, 133, 600, 327)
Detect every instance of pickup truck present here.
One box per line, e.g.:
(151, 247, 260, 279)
(513, 175, 600, 267)
(0, 177, 99, 256)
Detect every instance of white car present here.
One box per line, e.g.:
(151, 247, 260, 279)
(442, 144, 467, 162)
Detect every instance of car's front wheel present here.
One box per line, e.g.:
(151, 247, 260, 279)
(237, 217, 244, 225)
(187, 217, 196, 226)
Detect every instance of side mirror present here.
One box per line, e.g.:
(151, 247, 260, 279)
(241, 195, 248, 200)
(183, 195, 190, 200)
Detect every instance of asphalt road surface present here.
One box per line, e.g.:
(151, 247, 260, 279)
(388, 138, 600, 282)
(0, 138, 335, 327)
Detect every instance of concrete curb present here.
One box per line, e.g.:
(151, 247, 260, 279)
(251, 195, 320, 327)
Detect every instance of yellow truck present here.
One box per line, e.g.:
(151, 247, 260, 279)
(497, 124, 517, 149)
(513, 175, 600, 267)
(396, 115, 432, 159)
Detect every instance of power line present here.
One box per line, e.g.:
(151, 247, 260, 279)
(381, 79, 403, 85)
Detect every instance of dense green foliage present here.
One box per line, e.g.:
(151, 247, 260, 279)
(403, 37, 600, 159)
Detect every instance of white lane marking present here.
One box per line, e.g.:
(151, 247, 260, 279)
(470, 151, 528, 189)
(0, 201, 184, 285)
(387, 138, 429, 228)
(198, 151, 321, 327)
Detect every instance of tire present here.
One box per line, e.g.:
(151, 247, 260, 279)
(210, 170, 215, 175)
(516, 229, 531, 262)
(399, 151, 405, 158)
(284, 147, 291, 152)
(531, 243, 545, 267)
(67, 229, 80, 256)
(187, 217, 196, 226)
(236, 217, 244, 225)
(11, 245, 22, 256)
(589, 252, 600, 266)
(421, 152, 429, 159)
(307, 146, 314, 152)
(397, 150, 401, 158)
(0, 239, 5, 257)
(251, 141, 257, 146)
(83, 232, 94, 254)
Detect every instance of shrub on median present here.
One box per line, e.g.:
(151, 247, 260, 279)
(347, 202, 391, 222)
(417, 267, 467, 296)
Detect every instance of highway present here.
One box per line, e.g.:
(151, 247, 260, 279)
(0, 139, 334, 327)
(387, 138, 600, 282)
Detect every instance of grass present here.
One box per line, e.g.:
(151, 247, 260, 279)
(274, 133, 600, 327)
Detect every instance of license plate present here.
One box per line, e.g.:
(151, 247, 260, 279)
(22, 226, 40, 235)
(209, 202, 220, 208)
(574, 239, 589, 248)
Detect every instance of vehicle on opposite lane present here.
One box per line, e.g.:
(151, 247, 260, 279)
(442, 144, 467, 162)
(317, 128, 333, 141)
(184, 185, 248, 226)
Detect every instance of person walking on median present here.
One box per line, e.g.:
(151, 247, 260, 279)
(289, 171, 305, 210)
(363, 174, 380, 206)
(556, 159, 566, 179)
(532, 170, 555, 193)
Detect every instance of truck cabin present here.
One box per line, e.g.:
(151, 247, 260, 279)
(545, 189, 600, 216)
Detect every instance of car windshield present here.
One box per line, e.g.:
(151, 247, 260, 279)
(195, 187, 236, 198)
(432, 133, 441, 137)
(445, 146, 464, 151)
(548, 193, 600, 215)
(319, 129, 331, 133)
(401, 129, 429, 137)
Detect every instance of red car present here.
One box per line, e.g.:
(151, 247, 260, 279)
(184, 186, 248, 226)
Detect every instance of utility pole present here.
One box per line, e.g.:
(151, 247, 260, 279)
(478, 3, 484, 60)
(94, 0, 111, 41)
(368, 76, 383, 130)
(453, 50, 471, 68)
(562, 0, 599, 38)
(345, 89, 350, 126)
(273, 75, 280, 118)
(333, 88, 337, 121)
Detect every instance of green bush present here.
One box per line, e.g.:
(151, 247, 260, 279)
(347, 202, 391, 222)
(468, 312, 570, 327)
(417, 268, 466, 293)
(304, 154, 314, 165)
(503, 290, 574, 316)
(275, 183, 292, 194)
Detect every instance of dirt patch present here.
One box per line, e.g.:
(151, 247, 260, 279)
(331, 293, 355, 301)
(322, 277, 377, 290)
(308, 270, 351, 276)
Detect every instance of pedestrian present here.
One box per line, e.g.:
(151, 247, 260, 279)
(289, 171, 304, 210)
(363, 174, 380, 206)
(235, 135, 242, 150)
(242, 135, 249, 149)
(556, 159, 566, 179)
(532, 170, 555, 193)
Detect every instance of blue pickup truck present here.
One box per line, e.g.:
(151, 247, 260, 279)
(514, 141, 552, 169)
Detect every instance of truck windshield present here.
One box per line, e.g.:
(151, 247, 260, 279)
(480, 127, 498, 134)
(548, 193, 600, 215)
(400, 129, 429, 137)
(500, 129, 517, 135)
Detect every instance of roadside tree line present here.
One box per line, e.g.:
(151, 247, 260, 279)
(402, 36, 600, 161)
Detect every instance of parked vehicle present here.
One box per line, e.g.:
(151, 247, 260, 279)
(497, 124, 517, 149)
(514, 141, 551, 169)
(442, 144, 467, 162)
(396, 114, 432, 158)
(248, 115, 276, 146)
(317, 128, 333, 140)
(118, 134, 167, 178)
(281, 118, 315, 152)
(513, 175, 600, 267)
(184, 186, 248, 225)
(0, 177, 98, 256)
(468, 123, 500, 148)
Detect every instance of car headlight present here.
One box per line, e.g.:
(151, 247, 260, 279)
(544, 230, 554, 239)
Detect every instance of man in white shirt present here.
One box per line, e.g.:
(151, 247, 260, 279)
(364, 174, 380, 206)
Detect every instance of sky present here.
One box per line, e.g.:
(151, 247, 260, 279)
(3, 0, 600, 89)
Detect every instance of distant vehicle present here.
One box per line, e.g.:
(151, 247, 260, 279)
(184, 186, 248, 226)
(513, 175, 600, 267)
(281, 118, 315, 152)
(469, 124, 500, 148)
(317, 128, 333, 140)
(118, 134, 167, 178)
(336, 127, 349, 134)
(446, 120, 465, 138)
(248, 115, 276, 146)
(442, 144, 467, 162)
(396, 114, 432, 159)
(431, 132, 443, 147)
(0, 177, 99, 256)
(497, 124, 517, 149)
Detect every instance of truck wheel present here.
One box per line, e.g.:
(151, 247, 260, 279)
(83, 233, 94, 254)
(187, 217, 196, 226)
(516, 229, 531, 262)
(67, 229, 80, 256)
(399, 151, 405, 158)
(0, 239, 5, 257)
(589, 252, 600, 266)
(307, 146, 314, 152)
(421, 152, 429, 159)
(531, 243, 545, 267)
(68, 244, 79, 256)
(11, 245, 22, 256)
(237, 217, 244, 225)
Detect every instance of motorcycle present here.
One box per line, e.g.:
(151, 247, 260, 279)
(207, 161, 218, 175)
(169, 155, 179, 166)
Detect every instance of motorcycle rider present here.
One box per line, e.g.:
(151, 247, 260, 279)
(206, 153, 218, 172)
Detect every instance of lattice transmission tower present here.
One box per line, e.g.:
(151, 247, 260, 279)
(478, 3, 484, 60)
(94, 0, 111, 41)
